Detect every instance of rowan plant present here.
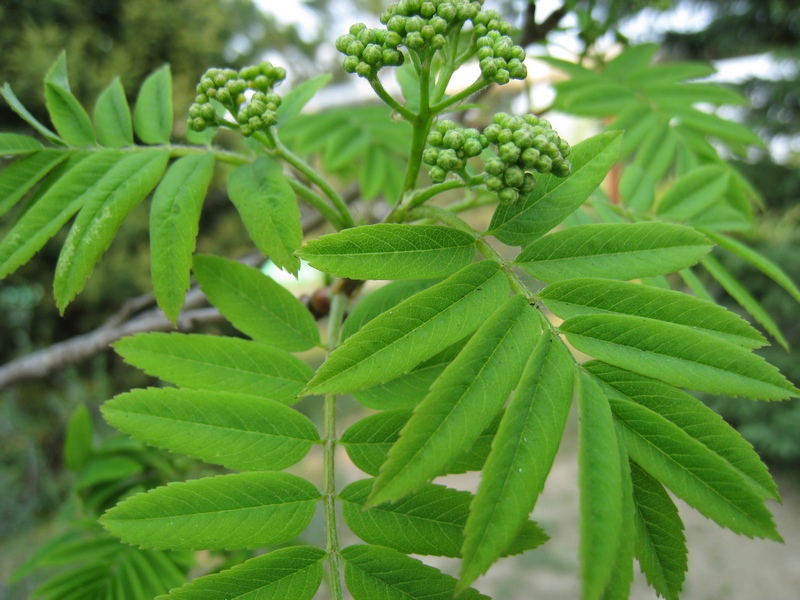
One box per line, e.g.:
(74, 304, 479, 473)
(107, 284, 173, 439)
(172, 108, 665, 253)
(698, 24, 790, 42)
(2, 1, 799, 599)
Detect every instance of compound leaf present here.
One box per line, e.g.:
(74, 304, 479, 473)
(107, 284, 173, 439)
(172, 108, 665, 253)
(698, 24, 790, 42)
(515, 222, 712, 282)
(488, 131, 622, 246)
(630, 463, 687, 600)
(367, 295, 539, 507)
(44, 81, 96, 147)
(192, 255, 320, 351)
(94, 77, 134, 148)
(304, 260, 509, 396)
(341, 545, 490, 600)
(460, 332, 573, 589)
(156, 546, 325, 600)
(341, 479, 547, 558)
(577, 372, 623, 600)
(539, 278, 766, 348)
(227, 155, 302, 275)
(101, 472, 321, 550)
(133, 65, 173, 144)
(296, 224, 476, 280)
(561, 314, 798, 400)
(277, 74, 331, 125)
(586, 361, 779, 501)
(150, 153, 216, 322)
(656, 165, 729, 221)
(114, 333, 312, 404)
(0, 151, 119, 278)
(0, 150, 68, 218)
(54, 149, 170, 311)
(103, 386, 319, 471)
(1, 83, 64, 145)
(341, 408, 500, 477)
(604, 385, 781, 540)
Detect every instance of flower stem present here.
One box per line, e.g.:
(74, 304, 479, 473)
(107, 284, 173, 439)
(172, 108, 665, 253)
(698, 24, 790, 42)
(323, 291, 346, 600)
(431, 78, 487, 113)
(370, 76, 416, 121)
(288, 179, 345, 229)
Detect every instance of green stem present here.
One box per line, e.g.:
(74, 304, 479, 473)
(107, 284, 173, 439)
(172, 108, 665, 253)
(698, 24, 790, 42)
(431, 78, 487, 113)
(408, 204, 475, 235)
(405, 175, 484, 210)
(288, 179, 345, 229)
(370, 76, 416, 121)
(323, 291, 346, 600)
(169, 145, 251, 166)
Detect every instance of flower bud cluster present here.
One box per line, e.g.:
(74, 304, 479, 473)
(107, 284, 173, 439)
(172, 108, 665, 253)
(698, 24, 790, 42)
(422, 120, 489, 183)
(335, 23, 405, 79)
(473, 11, 528, 85)
(188, 62, 287, 136)
(482, 113, 572, 204)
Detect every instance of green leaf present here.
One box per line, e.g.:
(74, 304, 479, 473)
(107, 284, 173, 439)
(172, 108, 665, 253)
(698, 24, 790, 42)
(515, 222, 712, 282)
(341, 545, 490, 600)
(277, 74, 331, 125)
(341, 408, 500, 477)
(1, 83, 64, 145)
(367, 296, 539, 507)
(619, 164, 655, 211)
(64, 403, 94, 472)
(700, 229, 800, 305)
(54, 149, 170, 311)
(628, 62, 717, 86)
(488, 132, 622, 246)
(44, 83, 97, 147)
(0, 151, 120, 278)
(103, 387, 318, 471)
(585, 361, 780, 501)
(227, 155, 302, 274)
(460, 332, 573, 589)
(562, 314, 798, 399)
(296, 224, 476, 280)
(701, 254, 789, 350)
(539, 278, 767, 348)
(657, 166, 729, 221)
(554, 81, 637, 116)
(156, 546, 325, 600)
(101, 472, 321, 550)
(647, 82, 747, 107)
(304, 260, 509, 396)
(76, 455, 144, 491)
(603, 383, 781, 540)
(630, 463, 687, 600)
(634, 122, 677, 182)
(0, 150, 68, 218)
(0, 133, 42, 156)
(577, 372, 623, 600)
(192, 255, 320, 351)
(352, 341, 464, 410)
(342, 279, 438, 341)
(601, 431, 635, 600)
(667, 105, 765, 148)
(607, 105, 659, 158)
(150, 153, 215, 322)
(341, 479, 547, 558)
(133, 65, 173, 144)
(605, 43, 660, 78)
(114, 333, 312, 404)
(94, 77, 134, 147)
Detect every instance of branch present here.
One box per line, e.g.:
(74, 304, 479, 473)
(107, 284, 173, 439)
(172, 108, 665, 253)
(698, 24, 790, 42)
(0, 190, 361, 391)
(520, 2, 568, 47)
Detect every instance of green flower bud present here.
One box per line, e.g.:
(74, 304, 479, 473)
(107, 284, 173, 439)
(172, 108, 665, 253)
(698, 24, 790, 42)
(421, 24, 435, 40)
(387, 15, 406, 33)
(385, 31, 402, 47)
(350, 22, 367, 35)
(497, 128, 513, 144)
(493, 113, 510, 125)
(474, 23, 488, 37)
(511, 46, 526, 61)
(427, 130, 444, 146)
(263, 111, 278, 126)
(356, 61, 373, 78)
(521, 173, 536, 193)
(443, 129, 465, 149)
(543, 141, 560, 159)
(191, 116, 208, 131)
(463, 138, 484, 157)
(239, 123, 254, 137)
(487, 30, 501, 42)
(495, 69, 510, 86)
(423, 147, 440, 165)
(480, 58, 498, 78)
(493, 38, 513, 59)
(406, 32, 426, 50)
(347, 40, 365, 56)
(343, 55, 359, 73)
(198, 77, 214, 93)
(239, 65, 260, 80)
(485, 175, 504, 191)
(499, 142, 520, 163)
(512, 128, 534, 149)
(558, 139, 571, 157)
(253, 75, 270, 91)
(405, 15, 424, 32)
(407, 0, 423, 12)
(552, 159, 571, 177)
(335, 34, 355, 53)
(521, 147, 540, 168)
(498, 187, 519, 204)
(420, 2, 436, 18)
(437, 120, 459, 134)
(259, 62, 275, 76)
(431, 16, 448, 34)
(431, 34, 447, 49)
(249, 116, 264, 130)
(477, 46, 494, 60)
(358, 28, 377, 44)
(485, 157, 506, 176)
(483, 124, 502, 143)
(363, 44, 383, 65)
(383, 48, 404, 66)
(508, 60, 527, 80)
(195, 93, 209, 104)
(504, 165, 524, 188)
(437, 148, 460, 170)
(216, 88, 232, 104)
(535, 154, 553, 173)
(438, 3, 456, 21)
(429, 166, 447, 183)
(374, 28, 387, 44)
(205, 87, 217, 98)
(189, 104, 204, 119)
(201, 104, 216, 120)
(213, 73, 228, 87)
